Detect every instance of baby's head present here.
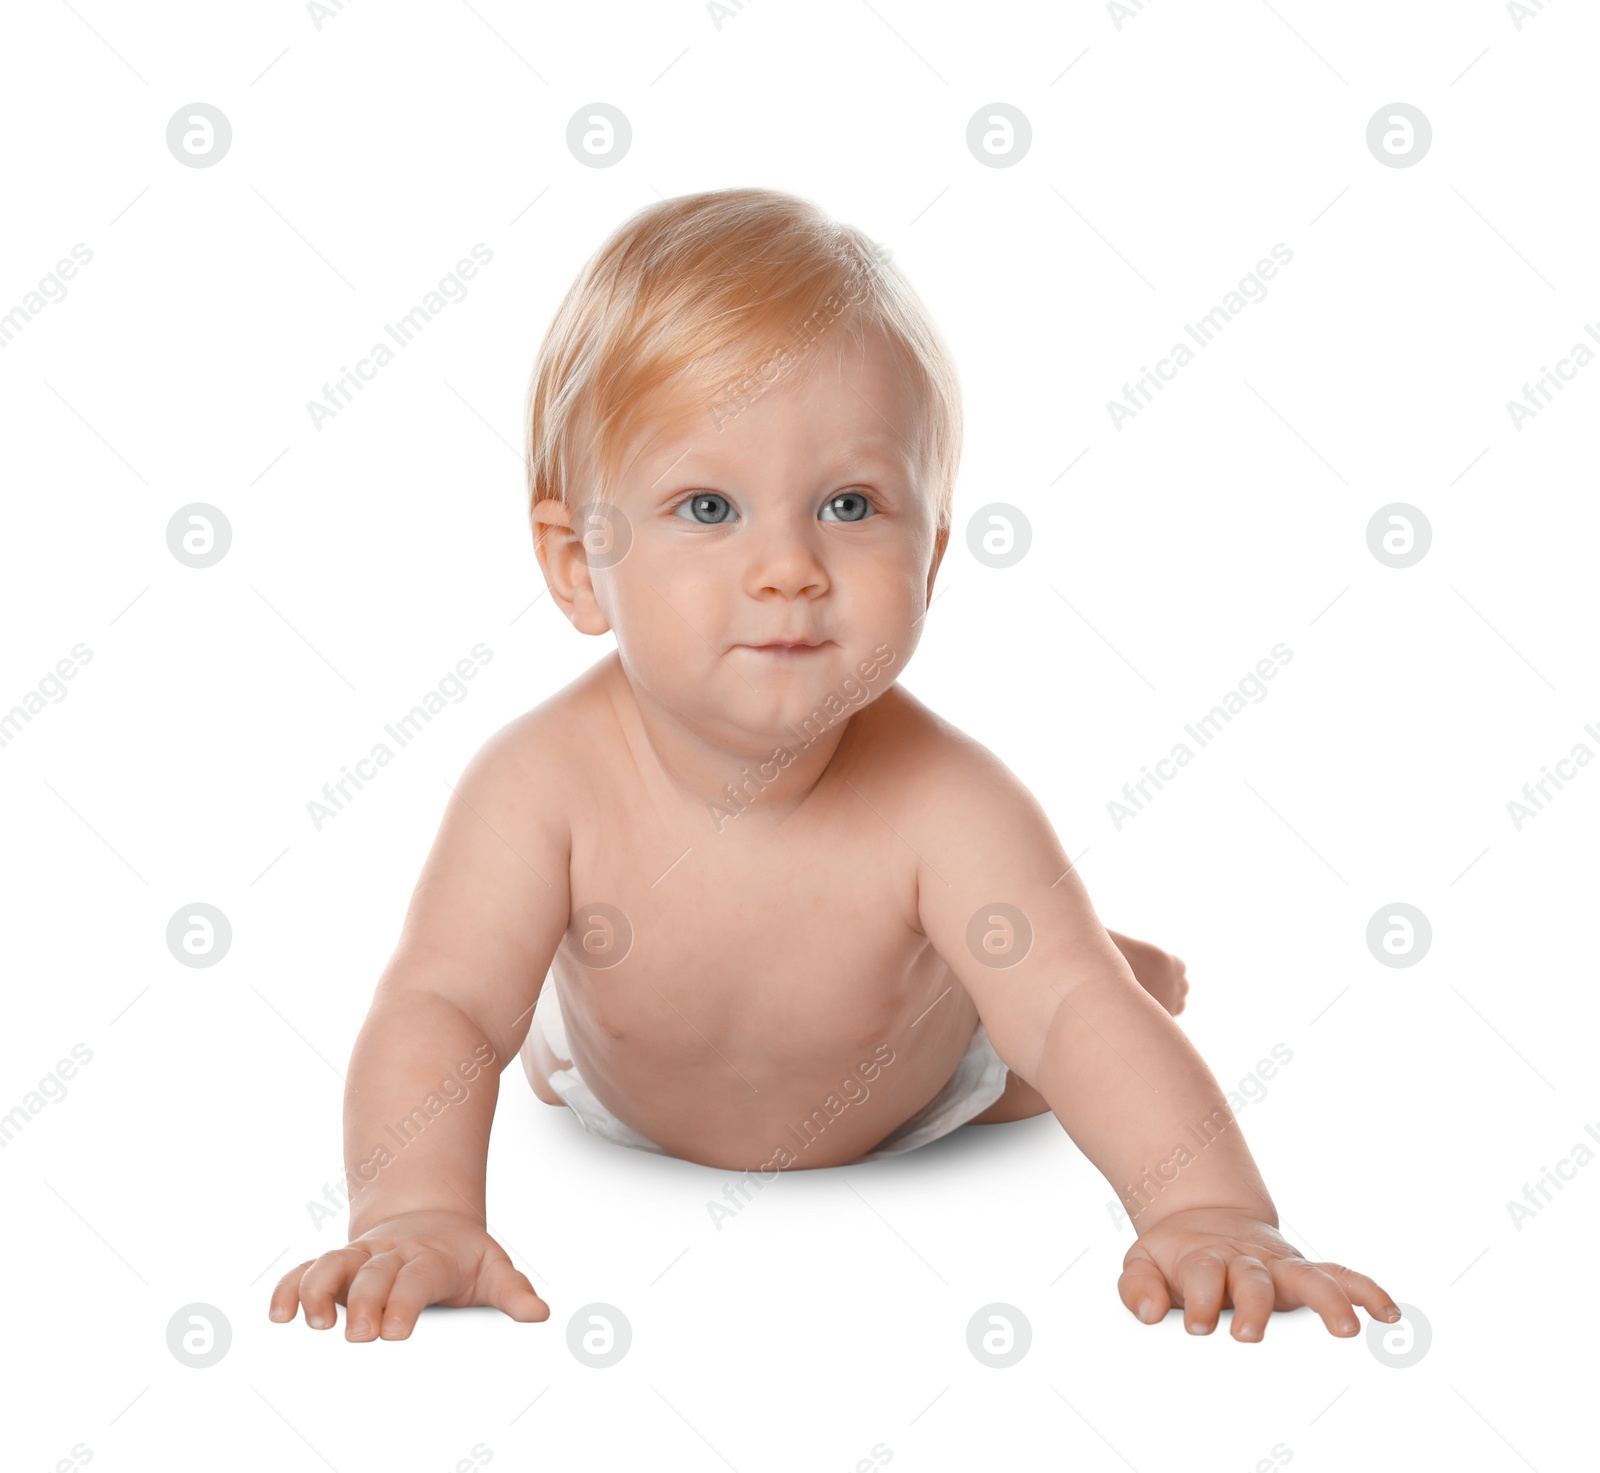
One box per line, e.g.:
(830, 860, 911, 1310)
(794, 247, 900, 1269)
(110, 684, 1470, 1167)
(526, 187, 962, 748)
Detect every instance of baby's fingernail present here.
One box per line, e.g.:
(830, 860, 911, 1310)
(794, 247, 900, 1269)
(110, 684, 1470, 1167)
(1236, 1323, 1259, 1341)
(1387, 1309, 1403, 1322)
(1137, 1299, 1155, 1323)
(269, 1307, 288, 1321)
(309, 1314, 329, 1329)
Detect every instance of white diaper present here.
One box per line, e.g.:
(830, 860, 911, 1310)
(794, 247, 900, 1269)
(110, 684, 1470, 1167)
(523, 978, 1014, 1163)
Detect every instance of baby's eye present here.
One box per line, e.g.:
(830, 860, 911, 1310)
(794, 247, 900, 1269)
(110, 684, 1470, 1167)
(820, 491, 874, 523)
(674, 493, 736, 524)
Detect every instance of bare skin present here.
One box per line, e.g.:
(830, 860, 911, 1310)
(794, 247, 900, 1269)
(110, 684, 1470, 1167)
(523, 897, 1186, 1126)
(270, 326, 1398, 1345)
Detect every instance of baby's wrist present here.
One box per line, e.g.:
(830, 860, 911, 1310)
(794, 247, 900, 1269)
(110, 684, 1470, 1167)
(1136, 1197, 1280, 1238)
(347, 1195, 484, 1240)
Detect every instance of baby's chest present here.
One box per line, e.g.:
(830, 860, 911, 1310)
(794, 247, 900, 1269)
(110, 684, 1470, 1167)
(562, 814, 937, 1051)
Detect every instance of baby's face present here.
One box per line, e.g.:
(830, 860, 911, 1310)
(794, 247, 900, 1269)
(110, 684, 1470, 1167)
(583, 330, 946, 747)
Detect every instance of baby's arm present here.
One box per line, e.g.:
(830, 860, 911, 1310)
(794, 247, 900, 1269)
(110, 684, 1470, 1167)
(269, 719, 571, 1341)
(912, 740, 1400, 1342)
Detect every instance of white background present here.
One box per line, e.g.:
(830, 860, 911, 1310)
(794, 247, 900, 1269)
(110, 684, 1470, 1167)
(3, 0, 1596, 1468)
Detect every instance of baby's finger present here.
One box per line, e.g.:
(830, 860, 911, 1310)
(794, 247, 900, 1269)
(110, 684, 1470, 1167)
(1324, 1264, 1403, 1325)
(269, 1260, 318, 1323)
(1116, 1257, 1171, 1325)
(480, 1257, 551, 1323)
(298, 1246, 373, 1330)
(1176, 1251, 1228, 1335)
(1273, 1259, 1359, 1336)
(378, 1254, 458, 1340)
(1224, 1256, 1275, 1343)
(345, 1251, 405, 1341)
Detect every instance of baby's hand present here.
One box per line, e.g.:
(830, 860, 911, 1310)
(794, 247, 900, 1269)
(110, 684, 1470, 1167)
(1118, 1207, 1400, 1342)
(268, 1210, 549, 1341)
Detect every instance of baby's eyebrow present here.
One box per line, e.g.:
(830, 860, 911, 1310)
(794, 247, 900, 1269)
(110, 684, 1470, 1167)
(652, 443, 908, 485)
(827, 446, 905, 475)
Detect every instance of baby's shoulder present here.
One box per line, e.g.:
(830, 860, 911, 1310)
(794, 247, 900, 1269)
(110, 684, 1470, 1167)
(853, 685, 1033, 806)
(468, 655, 619, 800)
(852, 688, 1060, 869)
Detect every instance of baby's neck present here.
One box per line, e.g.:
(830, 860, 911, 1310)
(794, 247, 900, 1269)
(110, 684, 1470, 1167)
(604, 652, 855, 829)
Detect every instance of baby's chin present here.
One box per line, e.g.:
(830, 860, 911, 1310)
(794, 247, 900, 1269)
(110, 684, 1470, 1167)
(725, 685, 857, 745)
(672, 654, 886, 749)
(619, 629, 909, 745)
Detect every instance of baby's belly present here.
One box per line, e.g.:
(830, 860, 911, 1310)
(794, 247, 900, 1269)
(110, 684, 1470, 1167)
(548, 945, 982, 1171)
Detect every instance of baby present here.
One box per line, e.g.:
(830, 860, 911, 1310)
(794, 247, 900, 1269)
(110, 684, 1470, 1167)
(270, 187, 1399, 1345)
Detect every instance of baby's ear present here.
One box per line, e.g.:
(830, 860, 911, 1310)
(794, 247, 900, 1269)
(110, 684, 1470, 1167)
(925, 522, 950, 603)
(531, 497, 612, 636)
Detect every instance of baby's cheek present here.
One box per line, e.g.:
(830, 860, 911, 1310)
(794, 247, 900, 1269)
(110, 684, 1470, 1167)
(610, 577, 689, 653)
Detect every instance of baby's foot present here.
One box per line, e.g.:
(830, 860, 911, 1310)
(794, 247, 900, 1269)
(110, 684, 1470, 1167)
(1108, 932, 1189, 1017)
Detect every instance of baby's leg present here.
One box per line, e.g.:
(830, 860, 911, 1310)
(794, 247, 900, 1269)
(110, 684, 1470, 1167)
(1106, 930, 1188, 1018)
(521, 1022, 572, 1108)
(968, 930, 1187, 1125)
(967, 1068, 1053, 1125)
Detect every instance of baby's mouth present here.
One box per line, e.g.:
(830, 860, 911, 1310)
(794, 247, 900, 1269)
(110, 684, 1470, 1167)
(736, 640, 832, 656)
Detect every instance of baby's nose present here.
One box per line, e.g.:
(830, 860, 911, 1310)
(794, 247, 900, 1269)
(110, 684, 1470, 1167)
(749, 534, 829, 598)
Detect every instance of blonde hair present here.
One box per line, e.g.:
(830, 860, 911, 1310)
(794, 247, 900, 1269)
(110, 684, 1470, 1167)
(524, 187, 962, 536)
